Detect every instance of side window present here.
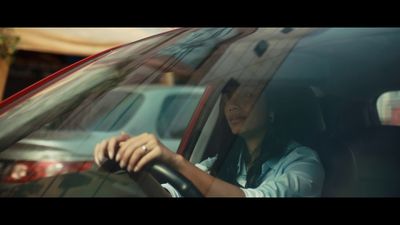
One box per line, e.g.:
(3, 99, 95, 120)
(377, 91, 400, 125)
(157, 94, 202, 139)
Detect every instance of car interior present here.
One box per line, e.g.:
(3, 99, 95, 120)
(189, 29, 400, 197)
(191, 77, 400, 197)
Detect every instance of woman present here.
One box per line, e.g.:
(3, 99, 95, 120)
(93, 79, 325, 197)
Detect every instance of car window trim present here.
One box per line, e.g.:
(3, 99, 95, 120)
(177, 85, 215, 155)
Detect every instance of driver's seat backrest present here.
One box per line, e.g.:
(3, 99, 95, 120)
(317, 136, 357, 197)
(266, 83, 358, 197)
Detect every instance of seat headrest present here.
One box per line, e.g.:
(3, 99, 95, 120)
(264, 84, 326, 144)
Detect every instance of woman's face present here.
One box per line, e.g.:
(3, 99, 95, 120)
(223, 84, 269, 135)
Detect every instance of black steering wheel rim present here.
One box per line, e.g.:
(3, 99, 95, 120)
(98, 159, 203, 197)
(145, 162, 203, 197)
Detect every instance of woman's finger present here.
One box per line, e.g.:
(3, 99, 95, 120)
(119, 138, 149, 168)
(105, 133, 131, 161)
(107, 138, 117, 160)
(126, 143, 153, 172)
(118, 131, 130, 141)
(133, 147, 160, 172)
(97, 140, 108, 163)
(118, 144, 137, 168)
(116, 133, 149, 161)
(95, 141, 107, 166)
(94, 144, 100, 166)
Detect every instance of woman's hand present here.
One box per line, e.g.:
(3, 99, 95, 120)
(93, 132, 130, 166)
(114, 133, 179, 172)
(93, 133, 245, 197)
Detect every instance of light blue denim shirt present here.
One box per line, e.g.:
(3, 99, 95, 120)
(162, 141, 325, 197)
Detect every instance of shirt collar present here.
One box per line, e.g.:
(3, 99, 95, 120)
(262, 141, 300, 170)
(238, 137, 300, 174)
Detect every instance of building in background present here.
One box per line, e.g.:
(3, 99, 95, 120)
(4, 50, 83, 99)
(0, 28, 175, 100)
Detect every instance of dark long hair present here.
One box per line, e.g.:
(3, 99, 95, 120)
(209, 79, 290, 188)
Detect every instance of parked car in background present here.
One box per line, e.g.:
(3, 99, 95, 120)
(1, 28, 400, 197)
(0, 85, 203, 184)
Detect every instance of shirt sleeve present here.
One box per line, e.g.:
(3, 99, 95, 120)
(161, 156, 218, 197)
(240, 146, 325, 197)
(193, 156, 218, 173)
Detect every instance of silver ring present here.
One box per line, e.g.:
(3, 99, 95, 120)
(141, 145, 148, 153)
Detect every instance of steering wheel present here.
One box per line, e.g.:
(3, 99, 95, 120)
(145, 162, 203, 197)
(99, 159, 203, 197)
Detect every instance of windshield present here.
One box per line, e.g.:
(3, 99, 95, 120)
(0, 28, 309, 180)
(0, 28, 325, 195)
(2, 28, 400, 197)
(0, 28, 256, 157)
(0, 31, 211, 154)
